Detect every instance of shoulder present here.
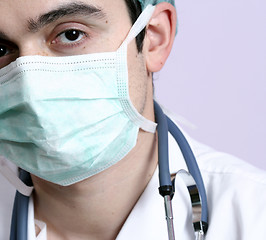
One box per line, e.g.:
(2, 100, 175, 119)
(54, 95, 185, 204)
(166, 112, 266, 239)
(190, 138, 266, 239)
(192, 138, 266, 192)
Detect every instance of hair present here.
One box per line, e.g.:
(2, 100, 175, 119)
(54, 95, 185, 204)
(124, 0, 146, 52)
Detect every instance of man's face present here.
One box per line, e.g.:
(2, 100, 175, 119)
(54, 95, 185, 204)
(0, 0, 151, 118)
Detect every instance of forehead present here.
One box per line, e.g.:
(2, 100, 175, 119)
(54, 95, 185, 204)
(0, 0, 128, 14)
(0, 0, 129, 32)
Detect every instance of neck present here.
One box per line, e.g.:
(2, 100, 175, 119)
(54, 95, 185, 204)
(32, 130, 158, 240)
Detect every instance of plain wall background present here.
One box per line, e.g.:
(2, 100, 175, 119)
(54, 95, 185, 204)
(154, 0, 266, 169)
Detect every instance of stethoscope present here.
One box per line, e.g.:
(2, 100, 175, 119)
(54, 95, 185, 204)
(9, 101, 208, 240)
(154, 101, 208, 240)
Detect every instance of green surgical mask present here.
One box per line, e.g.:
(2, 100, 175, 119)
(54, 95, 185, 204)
(0, 5, 156, 186)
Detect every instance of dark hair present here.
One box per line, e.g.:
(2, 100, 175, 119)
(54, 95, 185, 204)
(124, 0, 146, 52)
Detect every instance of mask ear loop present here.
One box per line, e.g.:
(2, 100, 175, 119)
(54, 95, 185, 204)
(0, 156, 33, 240)
(0, 156, 33, 196)
(119, 4, 155, 48)
(0, 157, 33, 239)
(115, 5, 158, 133)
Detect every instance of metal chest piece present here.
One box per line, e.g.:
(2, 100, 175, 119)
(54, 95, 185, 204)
(177, 170, 206, 240)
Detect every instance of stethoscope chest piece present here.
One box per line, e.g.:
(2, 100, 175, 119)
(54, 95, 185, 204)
(177, 170, 207, 239)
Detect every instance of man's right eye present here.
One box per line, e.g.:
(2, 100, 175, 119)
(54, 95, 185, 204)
(0, 45, 10, 57)
(0, 42, 18, 69)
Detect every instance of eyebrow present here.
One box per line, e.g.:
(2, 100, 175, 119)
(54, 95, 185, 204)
(27, 2, 106, 33)
(0, 31, 10, 41)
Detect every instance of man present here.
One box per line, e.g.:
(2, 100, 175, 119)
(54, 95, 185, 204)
(0, 0, 265, 239)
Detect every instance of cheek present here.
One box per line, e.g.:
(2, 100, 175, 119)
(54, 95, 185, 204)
(127, 42, 148, 114)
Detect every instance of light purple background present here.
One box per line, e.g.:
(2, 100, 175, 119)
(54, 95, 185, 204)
(154, 0, 266, 170)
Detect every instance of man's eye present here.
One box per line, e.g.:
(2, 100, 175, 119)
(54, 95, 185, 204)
(52, 29, 87, 45)
(0, 42, 18, 68)
(0, 45, 10, 57)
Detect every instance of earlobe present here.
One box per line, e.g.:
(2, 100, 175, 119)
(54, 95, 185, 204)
(144, 3, 177, 73)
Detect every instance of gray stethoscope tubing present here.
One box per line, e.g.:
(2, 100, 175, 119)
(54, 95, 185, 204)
(10, 101, 208, 240)
(154, 101, 208, 239)
(10, 170, 32, 240)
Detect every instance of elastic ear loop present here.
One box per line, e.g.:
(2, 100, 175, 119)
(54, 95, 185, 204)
(0, 157, 33, 196)
(0, 156, 33, 240)
(120, 4, 155, 48)
(116, 4, 158, 133)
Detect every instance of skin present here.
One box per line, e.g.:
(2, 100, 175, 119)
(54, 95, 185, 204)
(0, 0, 176, 239)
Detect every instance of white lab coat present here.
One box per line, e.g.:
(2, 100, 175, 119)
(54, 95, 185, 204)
(1, 130, 266, 239)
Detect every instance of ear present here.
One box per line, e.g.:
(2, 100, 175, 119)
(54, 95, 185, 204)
(144, 2, 177, 72)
